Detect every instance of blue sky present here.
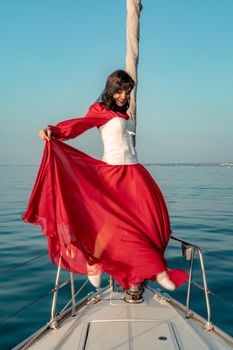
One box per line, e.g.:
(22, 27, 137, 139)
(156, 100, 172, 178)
(1, 0, 232, 163)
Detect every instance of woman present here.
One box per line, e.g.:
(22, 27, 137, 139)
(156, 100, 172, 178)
(23, 70, 187, 301)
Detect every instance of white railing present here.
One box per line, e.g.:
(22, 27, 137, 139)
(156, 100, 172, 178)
(171, 235, 213, 330)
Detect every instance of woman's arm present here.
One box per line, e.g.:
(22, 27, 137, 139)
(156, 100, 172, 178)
(39, 103, 120, 141)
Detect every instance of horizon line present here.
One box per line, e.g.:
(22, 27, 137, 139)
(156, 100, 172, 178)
(0, 161, 232, 167)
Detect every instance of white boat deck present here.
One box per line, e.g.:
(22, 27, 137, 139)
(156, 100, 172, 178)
(14, 286, 233, 350)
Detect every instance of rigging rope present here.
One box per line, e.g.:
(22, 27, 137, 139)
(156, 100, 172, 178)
(208, 290, 233, 309)
(0, 252, 47, 275)
(0, 278, 90, 327)
(0, 288, 53, 326)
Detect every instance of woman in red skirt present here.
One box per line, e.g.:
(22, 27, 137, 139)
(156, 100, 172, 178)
(23, 70, 187, 301)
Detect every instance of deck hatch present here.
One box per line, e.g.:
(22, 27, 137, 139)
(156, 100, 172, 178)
(82, 320, 181, 350)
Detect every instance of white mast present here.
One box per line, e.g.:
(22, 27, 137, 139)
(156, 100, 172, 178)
(126, 0, 142, 121)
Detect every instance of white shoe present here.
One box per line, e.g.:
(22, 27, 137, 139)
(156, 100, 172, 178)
(88, 274, 101, 288)
(156, 271, 176, 291)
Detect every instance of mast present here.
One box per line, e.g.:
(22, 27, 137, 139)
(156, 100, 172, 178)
(126, 0, 142, 121)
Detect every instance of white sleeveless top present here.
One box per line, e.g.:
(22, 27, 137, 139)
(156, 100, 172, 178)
(99, 117, 138, 165)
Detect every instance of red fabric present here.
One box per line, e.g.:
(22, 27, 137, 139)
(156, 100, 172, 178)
(47, 102, 129, 140)
(22, 102, 188, 289)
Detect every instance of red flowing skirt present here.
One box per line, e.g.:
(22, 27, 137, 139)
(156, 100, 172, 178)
(23, 139, 187, 289)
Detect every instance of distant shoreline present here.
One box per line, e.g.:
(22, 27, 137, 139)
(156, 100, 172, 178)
(1, 162, 233, 167)
(144, 162, 233, 168)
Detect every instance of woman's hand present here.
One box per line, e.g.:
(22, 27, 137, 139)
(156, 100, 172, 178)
(128, 112, 136, 121)
(38, 127, 52, 141)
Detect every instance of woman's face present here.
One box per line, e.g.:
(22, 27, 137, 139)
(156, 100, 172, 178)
(113, 89, 131, 107)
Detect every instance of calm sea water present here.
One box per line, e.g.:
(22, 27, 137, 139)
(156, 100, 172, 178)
(0, 163, 233, 349)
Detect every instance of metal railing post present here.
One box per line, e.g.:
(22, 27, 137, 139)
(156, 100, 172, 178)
(171, 235, 213, 331)
(197, 247, 213, 330)
(70, 272, 76, 316)
(186, 246, 195, 318)
(50, 255, 62, 329)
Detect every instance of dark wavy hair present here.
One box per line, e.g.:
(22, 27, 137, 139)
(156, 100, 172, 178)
(101, 70, 135, 113)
